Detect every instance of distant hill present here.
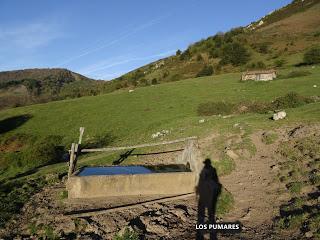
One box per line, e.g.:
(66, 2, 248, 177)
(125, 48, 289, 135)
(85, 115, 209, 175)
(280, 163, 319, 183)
(113, 0, 320, 87)
(0, 68, 106, 109)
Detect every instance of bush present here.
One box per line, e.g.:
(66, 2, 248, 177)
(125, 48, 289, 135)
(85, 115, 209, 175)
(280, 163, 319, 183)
(151, 78, 158, 85)
(282, 70, 312, 79)
(196, 65, 214, 77)
(197, 92, 314, 117)
(303, 47, 320, 64)
(274, 59, 286, 67)
(197, 101, 235, 116)
(271, 92, 314, 109)
(220, 42, 250, 66)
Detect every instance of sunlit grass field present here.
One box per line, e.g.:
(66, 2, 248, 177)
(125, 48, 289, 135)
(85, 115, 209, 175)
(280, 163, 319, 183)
(0, 65, 319, 147)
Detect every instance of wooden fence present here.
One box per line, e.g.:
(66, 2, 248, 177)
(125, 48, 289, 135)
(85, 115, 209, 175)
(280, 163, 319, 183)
(68, 127, 198, 178)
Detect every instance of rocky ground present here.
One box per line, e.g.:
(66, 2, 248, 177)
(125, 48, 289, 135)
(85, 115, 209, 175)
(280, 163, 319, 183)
(0, 124, 319, 239)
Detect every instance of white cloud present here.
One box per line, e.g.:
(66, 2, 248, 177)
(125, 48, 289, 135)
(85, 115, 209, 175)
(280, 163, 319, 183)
(0, 22, 63, 50)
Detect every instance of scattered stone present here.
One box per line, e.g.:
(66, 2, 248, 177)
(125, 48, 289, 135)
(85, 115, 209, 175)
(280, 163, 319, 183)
(226, 150, 239, 159)
(233, 123, 240, 128)
(129, 89, 134, 93)
(305, 231, 313, 238)
(313, 85, 317, 88)
(151, 130, 170, 139)
(272, 111, 286, 121)
(199, 119, 205, 123)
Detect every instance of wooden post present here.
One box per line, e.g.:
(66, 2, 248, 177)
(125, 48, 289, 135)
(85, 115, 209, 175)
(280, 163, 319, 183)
(68, 143, 76, 178)
(70, 127, 85, 176)
(78, 127, 85, 144)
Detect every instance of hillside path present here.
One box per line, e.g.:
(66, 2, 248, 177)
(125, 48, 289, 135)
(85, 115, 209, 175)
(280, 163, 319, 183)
(219, 131, 289, 237)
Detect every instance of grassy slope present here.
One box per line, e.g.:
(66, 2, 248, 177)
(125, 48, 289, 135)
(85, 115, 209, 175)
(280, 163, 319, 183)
(115, 1, 320, 86)
(0, 66, 319, 146)
(0, 65, 319, 233)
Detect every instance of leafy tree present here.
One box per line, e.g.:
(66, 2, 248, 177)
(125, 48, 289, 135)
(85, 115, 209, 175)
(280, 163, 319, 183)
(179, 49, 191, 60)
(220, 42, 250, 66)
(303, 47, 320, 64)
(176, 49, 182, 56)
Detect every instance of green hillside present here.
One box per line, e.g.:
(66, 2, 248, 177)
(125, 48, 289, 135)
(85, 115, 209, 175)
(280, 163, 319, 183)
(0, 64, 319, 233)
(114, 0, 320, 87)
(1, 66, 319, 176)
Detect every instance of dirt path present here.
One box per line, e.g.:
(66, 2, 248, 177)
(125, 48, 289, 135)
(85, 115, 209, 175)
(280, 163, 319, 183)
(220, 130, 289, 239)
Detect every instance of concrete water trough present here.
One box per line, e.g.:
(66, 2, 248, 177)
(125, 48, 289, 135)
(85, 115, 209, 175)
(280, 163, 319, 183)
(67, 164, 196, 199)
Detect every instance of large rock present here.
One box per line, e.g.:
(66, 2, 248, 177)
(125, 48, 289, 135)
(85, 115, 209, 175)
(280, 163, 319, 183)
(272, 111, 286, 121)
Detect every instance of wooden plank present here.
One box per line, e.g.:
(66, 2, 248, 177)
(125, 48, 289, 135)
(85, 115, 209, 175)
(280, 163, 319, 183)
(81, 136, 198, 153)
(72, 144, 79, 173)
(78, 127, 85, 144)
(65, 192, 195, 218)
(68, 143, 76, 178)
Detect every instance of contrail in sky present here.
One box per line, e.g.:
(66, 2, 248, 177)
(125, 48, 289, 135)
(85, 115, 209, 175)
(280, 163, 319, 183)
(82, 50, 175, 74)
(55, 15, 170, 67)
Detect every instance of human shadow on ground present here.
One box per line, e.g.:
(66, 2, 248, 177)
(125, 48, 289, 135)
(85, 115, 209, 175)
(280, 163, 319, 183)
(196, 158, 222, 240)
(0, 114, 32, 134)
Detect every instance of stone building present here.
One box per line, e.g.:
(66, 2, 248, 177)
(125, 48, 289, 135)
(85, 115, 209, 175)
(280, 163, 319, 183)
(241, 69, 277, 81)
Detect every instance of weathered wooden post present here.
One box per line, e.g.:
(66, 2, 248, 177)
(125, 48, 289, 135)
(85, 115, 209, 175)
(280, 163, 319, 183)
(177, 138, 201, 185)
(68, 127, 85, 178)
(68, 143, 76, 178)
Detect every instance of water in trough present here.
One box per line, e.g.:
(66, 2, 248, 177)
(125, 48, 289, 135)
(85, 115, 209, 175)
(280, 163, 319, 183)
(77, 164, 191, 176)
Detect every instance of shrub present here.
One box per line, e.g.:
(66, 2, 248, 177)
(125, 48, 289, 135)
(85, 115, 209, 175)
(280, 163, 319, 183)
(176, 49, 181, 56)
(196, 65, 214, 77)
(209, 48, 220, 58)
(197, 101, 235, 116)
(271, 92, 314, 109)
(220, 42, 250, 66)
(303, 47, 320, 64)
(151, 78, 158, 85)
(169, 73, 182, 82)
(196, 54, 203, 62)
(179, 49, 191, 60)
(274, 59, 286, 67)
(283, 70, 311, 78)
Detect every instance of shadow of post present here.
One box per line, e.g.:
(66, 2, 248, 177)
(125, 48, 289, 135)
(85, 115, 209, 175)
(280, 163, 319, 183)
(112, 148, 135, 165)
(0, 114, 32, 134)
(196, 158, 222, 240)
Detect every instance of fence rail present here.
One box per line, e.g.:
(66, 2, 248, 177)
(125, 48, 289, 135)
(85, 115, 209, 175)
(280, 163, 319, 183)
(81, 136, 197, 153)
(68, 128, 198, 178)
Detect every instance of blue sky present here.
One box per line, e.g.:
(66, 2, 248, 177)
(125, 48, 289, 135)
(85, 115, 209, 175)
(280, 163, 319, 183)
(0, 0, 292, 80)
